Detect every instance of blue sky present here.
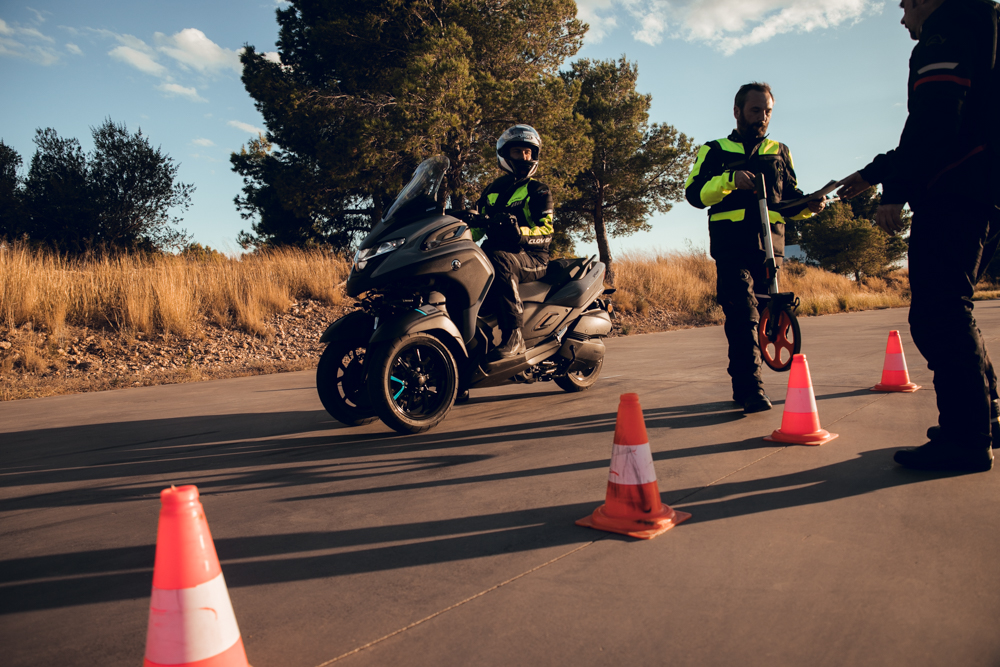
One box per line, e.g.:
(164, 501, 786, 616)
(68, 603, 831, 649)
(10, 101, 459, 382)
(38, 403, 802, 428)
(0, 0, 913, 256)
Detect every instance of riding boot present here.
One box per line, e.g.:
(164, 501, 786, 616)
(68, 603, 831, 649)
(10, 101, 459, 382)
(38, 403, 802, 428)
(490, 328, 526, 360)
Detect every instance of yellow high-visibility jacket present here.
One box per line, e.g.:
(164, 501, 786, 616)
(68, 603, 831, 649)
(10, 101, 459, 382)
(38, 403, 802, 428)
(685, 131, 814, 261)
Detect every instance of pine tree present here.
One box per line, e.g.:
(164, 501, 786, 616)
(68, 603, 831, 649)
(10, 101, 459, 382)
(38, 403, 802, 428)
(556, 58, 695, 283)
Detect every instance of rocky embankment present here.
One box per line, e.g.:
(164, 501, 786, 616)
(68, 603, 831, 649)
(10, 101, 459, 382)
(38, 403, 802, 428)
(0, 299, 351, 401)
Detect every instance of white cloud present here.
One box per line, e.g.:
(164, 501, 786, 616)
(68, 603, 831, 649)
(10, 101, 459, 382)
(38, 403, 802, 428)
(591, 0, 880, 54)
(65, 42, 82, 55)
(26, 7, 47, 24)
(263, 51, 281, 64)
(576, 0, 619, 43)
(154, 28, 241, 73)
(0, 17, 60, 64)
(157, 82, 206, 102)
(192, 137, 215, 147)
(110, 44, 168, 76)
(228, 120, 265, 136)
(19, 26, 52, 43)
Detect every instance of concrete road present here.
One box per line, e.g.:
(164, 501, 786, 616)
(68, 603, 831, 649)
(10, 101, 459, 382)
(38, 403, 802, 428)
(3, 304, 1000, 667)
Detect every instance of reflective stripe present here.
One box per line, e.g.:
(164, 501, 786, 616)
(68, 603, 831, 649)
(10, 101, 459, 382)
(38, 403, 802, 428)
(711, 209, 745, 222)
(717, 138, 744, 154)
(917, 62, 959, 74)
(699, 173, 737, 207)
(608, 443, 657, 485)
(914, 74, 971, 90)
(783, 387, 818, 415)
(145, 574, 241, 665)
(685, 144, 712, 189)
(709, 209, 784, 224)
(759, 139, 780, 156)
(883, 353, 907, 372)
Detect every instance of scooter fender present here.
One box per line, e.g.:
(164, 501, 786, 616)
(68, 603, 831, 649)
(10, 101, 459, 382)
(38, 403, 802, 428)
(369, 306, 468, 359)
(319, 310, 376, 344)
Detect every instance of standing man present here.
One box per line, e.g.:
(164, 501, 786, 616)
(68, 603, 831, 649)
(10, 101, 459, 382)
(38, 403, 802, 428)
(469, 125, 554, 359)
(838, 0, 999, 472)
(685, 83, 825, 413)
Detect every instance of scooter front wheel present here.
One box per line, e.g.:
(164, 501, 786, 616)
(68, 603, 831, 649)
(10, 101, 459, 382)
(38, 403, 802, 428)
(758, 305, 801, 372)
(367, 333, 459, 435)
(316, 339, 378, 426)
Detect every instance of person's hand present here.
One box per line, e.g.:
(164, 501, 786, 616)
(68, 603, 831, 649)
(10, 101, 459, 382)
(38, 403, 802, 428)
(836, 172, 871, 200)
(450, 209, 480, 224)
(734, 170, 756, 190)
(875, 203, 905, 236)
(807, 198, 826, 214)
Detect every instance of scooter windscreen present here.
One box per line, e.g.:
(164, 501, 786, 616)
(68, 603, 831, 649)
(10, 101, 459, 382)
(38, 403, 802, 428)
(380, 155, 450, 227)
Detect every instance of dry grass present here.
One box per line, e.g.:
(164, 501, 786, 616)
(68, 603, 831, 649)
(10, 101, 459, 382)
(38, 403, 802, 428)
(611, 250, 915, 333)
(0, 244, 352, 339)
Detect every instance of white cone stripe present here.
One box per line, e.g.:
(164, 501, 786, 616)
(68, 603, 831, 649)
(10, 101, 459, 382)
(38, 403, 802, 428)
(882, 353, 907, 372)
(783, 387, 817, 414)
(145, 573, 241, 665)
(608, 443, 657, 485)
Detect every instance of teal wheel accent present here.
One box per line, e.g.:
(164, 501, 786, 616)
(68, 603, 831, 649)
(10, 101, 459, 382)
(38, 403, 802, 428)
(391, 375, 406, 400)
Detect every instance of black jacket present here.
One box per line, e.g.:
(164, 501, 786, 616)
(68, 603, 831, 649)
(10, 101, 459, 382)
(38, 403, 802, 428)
(859, 0, 999, 208)
(473, 174, 554, 257)
(685, 131, 812, 261)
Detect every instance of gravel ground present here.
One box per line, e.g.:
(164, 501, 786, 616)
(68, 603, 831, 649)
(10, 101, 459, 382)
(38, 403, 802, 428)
(0, 298, 698, 401)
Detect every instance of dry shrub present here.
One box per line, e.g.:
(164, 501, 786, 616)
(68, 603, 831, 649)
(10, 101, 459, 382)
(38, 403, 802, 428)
(17, 345, 48, 374)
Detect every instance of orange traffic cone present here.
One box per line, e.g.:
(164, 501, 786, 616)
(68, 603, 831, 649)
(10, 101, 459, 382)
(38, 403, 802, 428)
(144, 485, 251, 667)
(576, 393, 691, 539)
(872, 330, 921, 392)
(764, 354, 838, 446)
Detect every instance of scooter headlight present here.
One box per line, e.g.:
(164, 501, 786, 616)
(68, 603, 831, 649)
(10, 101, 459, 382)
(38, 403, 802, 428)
(354, 237, 405, 271)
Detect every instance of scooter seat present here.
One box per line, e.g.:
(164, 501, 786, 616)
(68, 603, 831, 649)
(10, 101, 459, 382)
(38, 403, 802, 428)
(519, 279, 554, 303)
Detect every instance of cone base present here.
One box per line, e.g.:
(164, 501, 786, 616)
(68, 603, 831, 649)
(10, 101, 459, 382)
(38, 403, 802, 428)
(765, 428, 839, 446)
(576, 504, 691, 540)
(871, 383, 921, 392)
(145, 636, 250, 667)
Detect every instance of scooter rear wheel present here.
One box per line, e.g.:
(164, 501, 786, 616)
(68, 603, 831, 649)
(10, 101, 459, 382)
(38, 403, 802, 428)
(316, 339, 377, 426)
(758, 305, 801, 372)
(367, 333, 459, 434)
(554, 357, 603, 392)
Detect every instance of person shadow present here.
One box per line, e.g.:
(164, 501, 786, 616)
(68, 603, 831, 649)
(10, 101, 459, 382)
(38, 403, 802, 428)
(666, 446, 957, 523)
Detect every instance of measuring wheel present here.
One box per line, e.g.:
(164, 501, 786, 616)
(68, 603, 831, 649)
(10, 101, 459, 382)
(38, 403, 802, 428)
(758, 303, 801, 372)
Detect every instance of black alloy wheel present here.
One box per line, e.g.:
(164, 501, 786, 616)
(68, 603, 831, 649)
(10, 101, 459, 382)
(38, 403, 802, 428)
(555, 356, 603, 392)
(316, 339, 377, 426)
(367, 333, 459, 434)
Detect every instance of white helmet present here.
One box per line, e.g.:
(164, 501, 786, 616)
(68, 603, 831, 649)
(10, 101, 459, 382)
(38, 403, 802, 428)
(496, 124, 541, 179)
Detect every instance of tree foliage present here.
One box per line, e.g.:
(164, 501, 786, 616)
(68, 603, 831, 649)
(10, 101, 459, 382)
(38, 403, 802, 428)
(556, 58, 696, 281)
(798, 188, 910, 282)
(88, 119, 194, 252)
(234, 0, 591, 251)
(0, 121, 193, 254)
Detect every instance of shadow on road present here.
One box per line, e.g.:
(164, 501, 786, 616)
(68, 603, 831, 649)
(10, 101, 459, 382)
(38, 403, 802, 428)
(0, 443, 940, 616)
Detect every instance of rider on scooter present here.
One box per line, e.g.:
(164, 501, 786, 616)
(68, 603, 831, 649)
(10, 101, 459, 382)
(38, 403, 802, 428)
(464, 125, 555, 359)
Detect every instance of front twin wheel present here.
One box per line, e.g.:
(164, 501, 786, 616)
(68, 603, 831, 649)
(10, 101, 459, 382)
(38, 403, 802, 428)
(367, 333, 459, 435)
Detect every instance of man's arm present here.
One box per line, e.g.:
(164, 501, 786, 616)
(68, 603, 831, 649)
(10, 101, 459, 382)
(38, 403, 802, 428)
(854, 11, 985, 197)
(685, 142, 742, 208)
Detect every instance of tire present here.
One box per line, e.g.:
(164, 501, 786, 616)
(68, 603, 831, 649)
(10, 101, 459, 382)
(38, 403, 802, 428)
(555, 356, 603, 392)
(316, 339, 377, 426)
(758, 305, 801, 372)
(367, 333, 459, 434)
